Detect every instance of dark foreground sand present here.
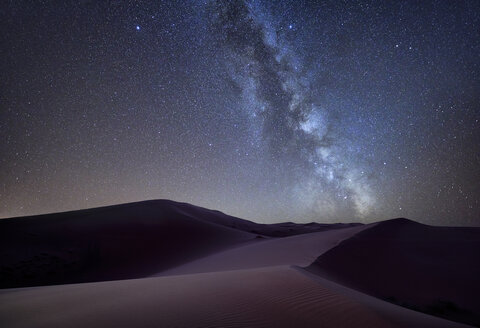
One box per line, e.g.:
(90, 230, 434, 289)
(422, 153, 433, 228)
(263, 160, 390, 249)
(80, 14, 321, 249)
(0, 266, 468, 328)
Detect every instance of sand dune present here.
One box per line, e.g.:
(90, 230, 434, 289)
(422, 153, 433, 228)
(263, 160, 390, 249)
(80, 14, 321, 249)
(1, 201, 477, 327)
(165, 200, 362, 237)
(0, 200, 257, 288)
(0, 266, 467, 328)
(0, 199, 362, 289)
(306, 218, 480, 326)
(156, 224, 371, 276)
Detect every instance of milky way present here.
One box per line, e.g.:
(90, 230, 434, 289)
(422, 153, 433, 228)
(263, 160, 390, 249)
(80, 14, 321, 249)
(1, 0, 479, 225)
(207, 0, 375, 219)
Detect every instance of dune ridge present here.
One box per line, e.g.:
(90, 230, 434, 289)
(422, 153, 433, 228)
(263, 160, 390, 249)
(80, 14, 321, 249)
(155, 224, 371, 276)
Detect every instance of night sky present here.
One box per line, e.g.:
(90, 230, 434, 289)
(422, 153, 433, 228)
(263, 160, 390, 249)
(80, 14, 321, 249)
(1, 0, 479, 225)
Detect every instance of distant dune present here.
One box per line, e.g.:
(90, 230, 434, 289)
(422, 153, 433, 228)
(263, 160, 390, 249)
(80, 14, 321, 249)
(0, 201, 478, 327)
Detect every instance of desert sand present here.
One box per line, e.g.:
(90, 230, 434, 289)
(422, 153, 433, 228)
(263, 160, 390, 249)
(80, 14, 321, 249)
(0, 200, 477, 327)
(156, 224, 371, 275)
(0, 266, 468, 327)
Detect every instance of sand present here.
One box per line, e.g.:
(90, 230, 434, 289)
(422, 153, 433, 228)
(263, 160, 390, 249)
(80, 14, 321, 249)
(156, 224, 371, 276)
(306, 218, 480, 326)
(0, 200, 257, 288)
(0, 266, 469, 328)
(1, 201, 477, 327)
(0, 199, 361, 288)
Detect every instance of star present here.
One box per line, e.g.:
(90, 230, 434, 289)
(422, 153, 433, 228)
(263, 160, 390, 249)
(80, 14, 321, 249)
(1, 0, 478, 226)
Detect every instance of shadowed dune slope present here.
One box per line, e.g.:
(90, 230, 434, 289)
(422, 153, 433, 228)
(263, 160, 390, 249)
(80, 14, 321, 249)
(0, 200, 259, 288)
(306, 218, 480, 326)
(0, 199, 360, 289)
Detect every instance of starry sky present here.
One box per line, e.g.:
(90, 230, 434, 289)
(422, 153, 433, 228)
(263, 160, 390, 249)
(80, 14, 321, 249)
(1, 0, 479, 225)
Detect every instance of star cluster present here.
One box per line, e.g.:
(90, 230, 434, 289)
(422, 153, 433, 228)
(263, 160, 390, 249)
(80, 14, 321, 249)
(1, 0, 479, 225)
